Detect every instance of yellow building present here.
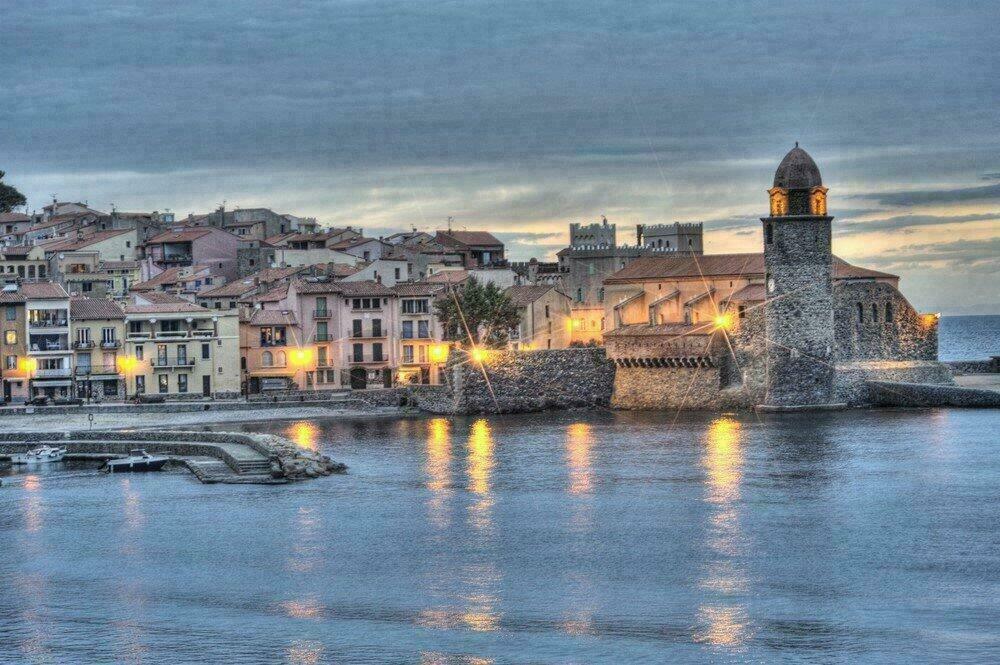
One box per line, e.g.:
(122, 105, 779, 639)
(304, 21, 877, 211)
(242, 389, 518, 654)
(70, 298, 127, 400)
(123, 302, 241, 399)
(506, 285, 573, 350)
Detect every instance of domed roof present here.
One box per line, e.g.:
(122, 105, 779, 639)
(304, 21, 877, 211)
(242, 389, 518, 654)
(773, 144, 822, 189)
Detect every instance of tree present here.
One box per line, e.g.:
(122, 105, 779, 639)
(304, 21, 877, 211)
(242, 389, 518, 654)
(0, 171, 27, 213)
(435, 277, 521, 347)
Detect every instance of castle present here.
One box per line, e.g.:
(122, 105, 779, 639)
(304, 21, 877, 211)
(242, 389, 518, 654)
(603, 146, 947, 410)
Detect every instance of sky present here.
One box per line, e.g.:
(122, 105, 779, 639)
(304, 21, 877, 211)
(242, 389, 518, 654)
(3, 0, 998, 314)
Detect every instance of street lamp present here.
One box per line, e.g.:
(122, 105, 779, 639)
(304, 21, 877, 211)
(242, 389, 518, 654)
(116, 355, 139, 401)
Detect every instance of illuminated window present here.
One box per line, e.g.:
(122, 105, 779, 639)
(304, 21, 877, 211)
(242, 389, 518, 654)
(810, 188, 828, 215)
(4, 330, 15, 345)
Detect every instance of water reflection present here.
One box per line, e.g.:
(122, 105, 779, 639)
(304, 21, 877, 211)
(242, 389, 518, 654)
(695, 416, 752, 648)
(463, 420, 499, 632)
(285, 505, 323, 573)
(287, 421, 320, 450)
(286, 639, 324, 664)
(466, 419, 494, 529)
(279, 595, 324, 620)
(565, 422, 594, 495)
(22, 475, 43, 534)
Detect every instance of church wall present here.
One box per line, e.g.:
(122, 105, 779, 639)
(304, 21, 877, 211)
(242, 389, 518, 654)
(833, 281, 937, 362)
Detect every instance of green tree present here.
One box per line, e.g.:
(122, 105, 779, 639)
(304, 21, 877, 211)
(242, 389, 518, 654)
(0, 171, 27, 213)
(435, 277, 521, 347)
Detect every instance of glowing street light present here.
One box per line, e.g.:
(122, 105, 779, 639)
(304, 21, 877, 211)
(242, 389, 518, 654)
(289, 347, 316, 369)
(428, 343, 450, 364)
(470, 348, 488, 364)
(713, 312, 735, 331)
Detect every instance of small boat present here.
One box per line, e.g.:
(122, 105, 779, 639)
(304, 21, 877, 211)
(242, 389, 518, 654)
(102, 449, 170, 473)
(11, 445, 67, 465)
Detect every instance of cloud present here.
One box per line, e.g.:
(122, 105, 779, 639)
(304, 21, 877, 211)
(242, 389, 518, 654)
(850, 183, 1000, 207)
(834, 212, 1000, 236)
(850, 237, 1000, 272)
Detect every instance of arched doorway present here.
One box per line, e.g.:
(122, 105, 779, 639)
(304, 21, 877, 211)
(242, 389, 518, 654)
(350, 367, 367, 390)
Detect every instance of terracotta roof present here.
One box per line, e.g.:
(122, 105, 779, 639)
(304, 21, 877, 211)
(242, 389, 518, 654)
(134, 291, 190, 305)
(198, 279, 258, 298)
(725, 284, 766, 303)
(605, 253, 898, 283)
(241, 282, 288, 304)
(145, 229, 211, 243)
(435, 230, 503, 247)
(124, 303, 207, 315)
(320, 263, 362, 278)
(392, 282, 446, 296)
(0, 290, 26, 303)
(506, 285, 560, 307)
(0, 212, 30, 223)
(248, 309, 297, 326)
(424, 270, 469, 284)
(0, 245, 35, 257)
(70, 297, 124, 320)
(294, 278, 394, 297)
(42, 229, 132, 252)
(264, 232, 297, 246)
(131, 265, 212, 290)
(19, 282, 69, 299)
(329, 236, 386, 250)
(101, 260, 139, 270)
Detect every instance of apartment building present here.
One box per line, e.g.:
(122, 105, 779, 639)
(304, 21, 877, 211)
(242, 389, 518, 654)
(23, 282, 73, 398)
(0, 245, 48, 284)
(123, 302, 240, 398)
(70, 298, 126, 400)
(393, 282, 447, 385)
(241, 308, 304, 393)
(506, 285, 573, 350)
(1, 286, 29, 403)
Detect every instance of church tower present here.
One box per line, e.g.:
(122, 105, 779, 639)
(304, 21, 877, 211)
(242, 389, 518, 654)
(760, 144, 839, 409)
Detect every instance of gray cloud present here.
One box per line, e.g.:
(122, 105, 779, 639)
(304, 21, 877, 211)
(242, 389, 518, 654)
(835, 212, 999, 236)
(850, 184, 1000, 207)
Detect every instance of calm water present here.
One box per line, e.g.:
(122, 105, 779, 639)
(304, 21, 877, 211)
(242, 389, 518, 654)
(939, 315, 1000, 361)
(2, 409, 999, 663)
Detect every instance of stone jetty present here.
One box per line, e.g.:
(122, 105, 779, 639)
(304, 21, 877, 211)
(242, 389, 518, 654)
(0, 429, 345, 484)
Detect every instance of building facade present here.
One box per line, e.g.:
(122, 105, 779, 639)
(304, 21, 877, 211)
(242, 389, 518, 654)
(70, 298, 126, 400)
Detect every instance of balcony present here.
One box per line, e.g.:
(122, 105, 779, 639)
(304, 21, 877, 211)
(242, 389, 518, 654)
(350, 332, 386, 339)
(314, 333, 333, 342)
(260, 340, 288, 347)
(29, 319, 68, 329)
(100, 340, 121, 349)
(191, 329, 214, 338)
(150, 357, 196, 370)
(29, 343, 70, 354)
(34, 367, 72, 379)
(75, 364, 120, 377)
(155, 330, 189, 340)
(73, 340, 96, 349)
(127, 331, 152, 340)
(159, 254, 192, 264)
(313, 309, 331, 319)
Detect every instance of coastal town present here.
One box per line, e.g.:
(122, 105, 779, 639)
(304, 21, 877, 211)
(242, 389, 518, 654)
(0, 147, 995, 413)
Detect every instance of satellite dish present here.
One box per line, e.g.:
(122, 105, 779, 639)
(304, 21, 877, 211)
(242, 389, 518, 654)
(59, 253, 65, 260)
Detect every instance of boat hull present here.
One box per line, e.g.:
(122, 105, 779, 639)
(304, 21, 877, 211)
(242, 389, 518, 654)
(11, 452, 66, 465)
(103, 458, 169, 473)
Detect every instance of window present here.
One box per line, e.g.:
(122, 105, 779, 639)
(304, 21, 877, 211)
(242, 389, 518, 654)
(129, 321, 143, 334)
(315, 297, 327, 314)
(418, 345, 427, 363)
(738, 305, 746, 319)
(135, 345, 144, 360)
(201, 343, 210, 360)
(372, 342, 383, 362)
(372, 319, 382, 337)
(178, 374, 188, 393)
(352, 343, 363, 362)
(576, 288, 583, 303)
(177, 344, 187, 364)
(82, 282, 93, 293)
(135, 375, 145, 394)
(402, 321, 414, 339)
(598, 288, 605, 302)
(765, 223, 774, 244)
(262, 351, 273, 367)
(353, 319, 363, 338)
(5, 355, 16, 370)
(394, 268, 400, 280)
(260, 326, 287, 346)
(158, 374, 169, 394)
(5, 306, 14, 321)
(160, 320, 180, 332)
(77, 328, 91, 344)
(885, 302, 893, 322)
(402, 299, 429, 314)
(857, 302, 864, 323)
(403, 344, 414, 363)
(871, 303, 878, 323)
(102, 327, 115, 343)
(4, 330, 16, 345)
(417, 320, 429, 339)
(317, 346, 327, 366)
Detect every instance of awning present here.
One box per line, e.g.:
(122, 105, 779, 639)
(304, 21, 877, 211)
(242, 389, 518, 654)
(31, 379, 72, 387)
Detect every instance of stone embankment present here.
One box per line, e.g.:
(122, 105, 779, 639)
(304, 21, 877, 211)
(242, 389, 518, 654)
(867, 381, 1000, 408)
(0, 430, 345, 484)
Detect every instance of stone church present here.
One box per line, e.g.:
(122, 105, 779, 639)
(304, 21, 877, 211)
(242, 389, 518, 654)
(603, 145, 947, 410)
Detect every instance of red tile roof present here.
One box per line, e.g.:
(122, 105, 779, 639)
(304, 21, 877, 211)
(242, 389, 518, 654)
(248, 309, 298, 326)
(124, 303, 208, 315)
(19, 282, 69, 299)
(424, 270, 469, 284)
(41, 229, 132, 252)
(435, 230, 503, 248)
(145, 228, 212, 244)
(506, 285, 562, 307)
(605, 253, 897, 283)
(134, 292, 190, 305)
(70, 297, 125, 320)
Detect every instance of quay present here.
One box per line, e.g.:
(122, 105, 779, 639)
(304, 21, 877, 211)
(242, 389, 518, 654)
(0, 429, 347, 484)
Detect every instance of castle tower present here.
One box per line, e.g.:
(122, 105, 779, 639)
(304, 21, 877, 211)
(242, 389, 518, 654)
(760, 144, 839, 410)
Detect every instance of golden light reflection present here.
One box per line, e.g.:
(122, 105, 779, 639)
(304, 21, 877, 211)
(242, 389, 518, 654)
(466, 419, 495, 531)
(565, 422, 594, 495)
(285, 505, 322, 573)
(286, 640, 324, 665)
(279, 597, 324, 621)
(426, 418, 451, 492)
(421, 653, 494, 665)
(22, 475, 42, 533)
(696, 416, 751, 648)
(287, 421, 319, 451)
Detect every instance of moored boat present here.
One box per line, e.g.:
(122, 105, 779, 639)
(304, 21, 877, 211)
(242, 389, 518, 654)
(102, 449, 170, 473)
(11, 445, 67, 465)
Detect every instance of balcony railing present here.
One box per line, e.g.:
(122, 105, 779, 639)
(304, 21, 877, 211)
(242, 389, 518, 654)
(34, 367, 72, 378)
(160, 254, 192, 263)
(150, 357, 196, 369)
(73, 340, 96, 349)
(191, 329, 214, 338)
(260, 340, 288, 347)
(29, 319, 68, 328)
(350, 332, 386, 339)
(155, 330, 189, 339)
(75, 364, 120, 376)
(313, 309, 331, 319)
(127, 331, 152, 340)
(314, 333, 333, 342)
(100, 340, 121, 349)
(29, 344, 70, 353)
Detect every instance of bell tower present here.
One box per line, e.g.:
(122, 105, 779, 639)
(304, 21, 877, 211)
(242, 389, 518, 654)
(759, 144, 840, 410)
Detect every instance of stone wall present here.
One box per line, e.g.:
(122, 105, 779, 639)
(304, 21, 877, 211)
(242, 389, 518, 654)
(612, 366, 723, 410)
(834, 361, 953, 406)
(444, 348, 615, 414)
(945, 359, 1000, 375)
(867, 381, 1000, 408)
(833, 281, 937, 361)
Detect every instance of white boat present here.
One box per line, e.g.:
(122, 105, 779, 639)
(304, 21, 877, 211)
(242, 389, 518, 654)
(11, 445, 67, 465)
(102, 449, 170, 473)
